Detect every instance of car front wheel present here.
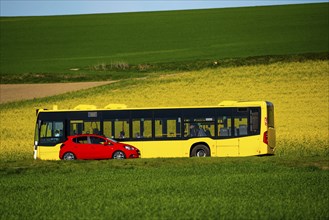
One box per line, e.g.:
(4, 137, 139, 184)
(112, 151, 126, 159)
(63, 152, 76, 160)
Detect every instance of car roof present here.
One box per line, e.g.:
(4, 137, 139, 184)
(68, 134, 105, 138)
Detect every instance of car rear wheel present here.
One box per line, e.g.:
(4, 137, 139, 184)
(63, 152, 76, 160)
(112, 151, 126, 159)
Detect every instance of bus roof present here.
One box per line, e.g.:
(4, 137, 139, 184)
(36, 101, 270, 114)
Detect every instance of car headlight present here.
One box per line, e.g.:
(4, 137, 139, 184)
(124, 146, 134, 150)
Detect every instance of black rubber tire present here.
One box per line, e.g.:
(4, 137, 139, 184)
(112, 151, 126, 159)
(63, 152, 76, 160)
(191, 145, 210, 157)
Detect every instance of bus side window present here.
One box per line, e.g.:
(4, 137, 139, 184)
(70, 121, 83, 135)
(103, 121, 113, 138)
(250, 109, 260, 134)
(155, 118, 180, 138)
(84, 121, 100, 135)
(114, 119, 130, 139)
(155, 119, 167, 138)
(218, 117, 231, 137)
(132, 118, 152, 139)
(183, 118, 214, 138)
(234, 117, 248, 136)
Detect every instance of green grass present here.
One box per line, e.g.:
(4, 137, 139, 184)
(1, 3, 328, 82)
(1, 52, 328, 84)
(0, 157, 328, 220)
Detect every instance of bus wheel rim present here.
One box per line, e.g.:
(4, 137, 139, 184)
(196, 149, 206, 157)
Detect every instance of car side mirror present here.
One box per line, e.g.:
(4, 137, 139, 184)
(104, 141, 110, 146)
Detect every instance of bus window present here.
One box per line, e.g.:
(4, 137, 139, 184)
(155, 118, 180, 138)
(184, 118, 215, 137)
(218, 116, 231, 137)
(70, 120, 100, 135)
(39, 121, 64, 145)
(84, 121, 100, 135)
(234, 117, 248, 136)
(70, 120, 83, 135)
(103, 121, 113, 138)
(114, 119, 130, 139)
(267, 103, 275, 128)
(132, 118, 152, 139)
(250, 108, 260, 135)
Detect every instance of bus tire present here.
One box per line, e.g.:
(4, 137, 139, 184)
(191, 145, 210, 157)
(63, 152, 76, 160)
(112, 151, 126, 159)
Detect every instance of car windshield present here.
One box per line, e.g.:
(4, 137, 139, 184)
(106, 137, 118, 143)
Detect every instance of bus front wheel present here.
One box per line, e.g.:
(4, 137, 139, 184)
(191, 145, 210, 157)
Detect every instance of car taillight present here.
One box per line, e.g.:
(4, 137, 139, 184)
(263, 131, 268, 145)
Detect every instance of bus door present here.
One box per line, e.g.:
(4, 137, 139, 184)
(235, 115, 249, 156)
(237, 108, 262, 156)
(36, 120, 65, 160)
(217, 116, 239, 156)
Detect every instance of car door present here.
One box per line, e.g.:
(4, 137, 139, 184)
(74, 136, 94, 159)
(89, 136, 112, 159)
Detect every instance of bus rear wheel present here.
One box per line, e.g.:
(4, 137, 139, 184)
(191, 145, 210, 157)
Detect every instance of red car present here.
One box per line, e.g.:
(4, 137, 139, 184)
(59, 134, 140, 160)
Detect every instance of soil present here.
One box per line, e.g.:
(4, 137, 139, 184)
(0, 81, 116, 104)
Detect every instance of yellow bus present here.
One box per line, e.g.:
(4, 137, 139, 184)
(34, 101, 275, 160)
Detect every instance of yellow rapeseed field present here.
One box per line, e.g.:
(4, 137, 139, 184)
(0, 60, 328, 159)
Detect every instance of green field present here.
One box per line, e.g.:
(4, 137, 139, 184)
(1, 3, 328, 83)
(0, 3, 329, 220)
(1, 157, 328, 219)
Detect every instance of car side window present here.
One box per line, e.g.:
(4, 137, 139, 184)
(74, 137, 88, 144)
(90, 136, 106, 144)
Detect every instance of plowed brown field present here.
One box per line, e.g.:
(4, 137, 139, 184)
(0, 81, 116, 103)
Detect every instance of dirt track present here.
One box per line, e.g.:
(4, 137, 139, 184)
(0, 81, 115, 103)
